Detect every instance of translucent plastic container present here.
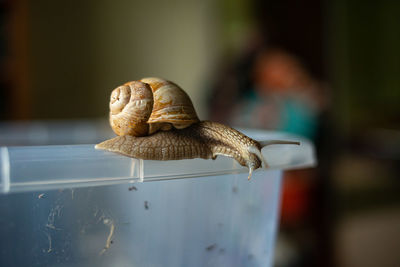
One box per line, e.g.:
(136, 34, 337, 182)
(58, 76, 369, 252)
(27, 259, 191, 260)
(0, 128, 315, 267)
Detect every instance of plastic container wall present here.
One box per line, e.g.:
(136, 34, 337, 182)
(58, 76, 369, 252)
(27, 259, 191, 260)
(0, 129, 314, 194)
(0, 169, 282, 267)
(0, 127, 315, 267)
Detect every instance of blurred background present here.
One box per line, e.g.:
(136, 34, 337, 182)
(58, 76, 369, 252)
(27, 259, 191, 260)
(1, 0, 400, 266)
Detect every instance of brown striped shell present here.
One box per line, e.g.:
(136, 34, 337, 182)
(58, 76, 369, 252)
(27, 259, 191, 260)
(140, 77, 199, 134)
(109, 81, 154, 136)
(109, 77, 199, 137)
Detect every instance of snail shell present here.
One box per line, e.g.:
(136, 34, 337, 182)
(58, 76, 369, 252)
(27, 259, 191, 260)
(109, 81, 153, 136)
(97, 77, 300, 180)
(109, 77, 199, 137)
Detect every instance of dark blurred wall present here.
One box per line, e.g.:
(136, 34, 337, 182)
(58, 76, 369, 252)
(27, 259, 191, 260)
(329, 0, 400, 133)
(328, 1, 400, 267)
(2, 0, 220, 120)
(255, 0, 325, 80)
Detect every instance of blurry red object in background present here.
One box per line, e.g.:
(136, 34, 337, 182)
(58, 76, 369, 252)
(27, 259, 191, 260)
(280, 170, 315, 226)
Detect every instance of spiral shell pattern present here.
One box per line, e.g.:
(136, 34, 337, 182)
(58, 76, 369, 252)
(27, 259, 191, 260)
(109, 81, 154, 136)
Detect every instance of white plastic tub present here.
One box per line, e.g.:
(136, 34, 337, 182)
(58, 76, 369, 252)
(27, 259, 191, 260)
(0, 128, 315, 267)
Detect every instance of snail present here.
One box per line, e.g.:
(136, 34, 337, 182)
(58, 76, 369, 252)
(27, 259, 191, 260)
(95, 77, 300, 180)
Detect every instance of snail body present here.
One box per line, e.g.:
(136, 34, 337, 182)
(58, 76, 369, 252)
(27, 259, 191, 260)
(96, 77, 300, 180)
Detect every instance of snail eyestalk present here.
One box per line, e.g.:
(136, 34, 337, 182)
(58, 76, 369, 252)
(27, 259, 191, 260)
(259, 140, 300, 147)
(248, 167, 254, 180)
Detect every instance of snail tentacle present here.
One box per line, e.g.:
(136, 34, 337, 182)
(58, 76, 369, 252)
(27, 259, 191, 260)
(258, 140, 300, 147)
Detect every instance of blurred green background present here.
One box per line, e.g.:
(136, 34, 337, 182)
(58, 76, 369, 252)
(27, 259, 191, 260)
(1, 0, 400, 266)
